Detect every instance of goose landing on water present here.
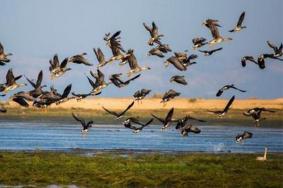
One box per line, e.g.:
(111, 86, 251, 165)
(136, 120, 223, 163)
(72, 113, 93, 133)
(208, 96, 235, 117)
(235, 131, 253, 143)
(123, 118, 153, 133)
(256, 147, 268, 161)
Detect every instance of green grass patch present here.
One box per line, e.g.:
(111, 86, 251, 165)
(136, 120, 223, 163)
(0, 152, 282, 187)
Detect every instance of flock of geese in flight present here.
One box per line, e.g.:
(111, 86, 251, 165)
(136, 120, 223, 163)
(0, 11, 282, 144)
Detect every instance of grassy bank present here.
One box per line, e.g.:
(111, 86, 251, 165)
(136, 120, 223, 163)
(1, 107, 283, 127)
(0, 152, 282, 187)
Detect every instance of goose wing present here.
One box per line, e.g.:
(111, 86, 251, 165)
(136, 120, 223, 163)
(102, 106, 119, 117)
(124, 74, 141, 84)
(35, 70, 43, 88)
(165, 108, 174, 123)
(267, 41, 278, 52)
(118, 101, 135, 117)
(60, 57, 69, 68)
(0, 42, 4, 54)
(223, 95, 235, 113)
(13, 97, 29, 107)
(237, 11, 245, 27)
(151, 114, 165, 124)
(61, 84, 72, 99)
(72, 113, 85, 125)
(6, 69, 15, 85)
(93, 48, 105, 64)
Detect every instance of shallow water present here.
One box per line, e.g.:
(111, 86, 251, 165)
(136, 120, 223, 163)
(0, 121, 282, 153)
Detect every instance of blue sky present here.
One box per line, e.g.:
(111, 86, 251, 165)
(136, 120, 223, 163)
(0, 0, 282, 99)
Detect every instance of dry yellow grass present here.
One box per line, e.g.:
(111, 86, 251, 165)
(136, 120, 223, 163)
(6, 97, 283, 110)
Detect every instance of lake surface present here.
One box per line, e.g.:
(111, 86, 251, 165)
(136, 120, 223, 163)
(0, 121, 282, 153)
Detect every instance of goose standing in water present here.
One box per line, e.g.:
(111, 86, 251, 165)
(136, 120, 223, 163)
(216, 84, 246, 97)
(93, 48, 108, 67)
(243, 107, 275, 127)
(104, 31, 126, 63)
(123, 117, 153, 133)
(0, 69, 26, 94)
(72, 113, 94, 133)
(125, 49, 150, 77)
(229, 11, 247, 32)
(235, 131, 253, 143)
(161, 89, 180, 103)
(143, 22, 164, 46)
(0, 42, 12, 65)
(49, 54, 70, 79)
(199, 47, 223, 56)
(192, 37, 207, 49)
(208, 96, 235, 117)
(170, 75, 188, 85)
(133, 89, 151, 102)
(69, 53, 93, 66)
(109, 73, 141, 88)
(203, 19, 232, 46)
(151, 108, 174, 130)
(102, 101, 135, 119)
(180, 124, 201, 137)
(256, 147, 268, 161)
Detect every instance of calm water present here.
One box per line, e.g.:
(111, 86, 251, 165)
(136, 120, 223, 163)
(0, 121, 282, 153)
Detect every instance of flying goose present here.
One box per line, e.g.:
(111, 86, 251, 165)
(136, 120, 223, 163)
(235, 131, 253, 143)
(87, 69, 109, 94)
(180, 124, 201, 137)
(203, 19, 232, 45)
(199, 47, 223, 56)
(208, 95, 235, 117)
(256, 147, 268, 161)
(0, 42, 12, 65)
(143, 22, 164, 46)
(123, 117, 154, 133)
(241, 56, 258, 67)
(161, 89, 180, 103)
(151, 108, 174, 129)
(125, 49, 150, 77)
(243, 107, 275, 126)
(133, 89, 151, 102)
(71, 91, 101, 101)
(104, 31, 126, 63)
(164, 56, 187, 71)
(148, 47, 165, 58)
(175, 115, 206, 130)
(0, 69, 26, 94)
(109, 73, 141, 88)
(69, 53, 93, 66)
(266, 41, 283, 57)
(25, 70, 46, 98)
(170, 75, 188, 85)
(93, 48, 108, 67)
(72, 113, 93, 133)
(192, 37, 207, 49)
(216, 84, 246, 97)
(49, 54, 70, 79)
(33, 84, 72, 108)
(102, 101, 135, 119)
(229, 11, 247, 32)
